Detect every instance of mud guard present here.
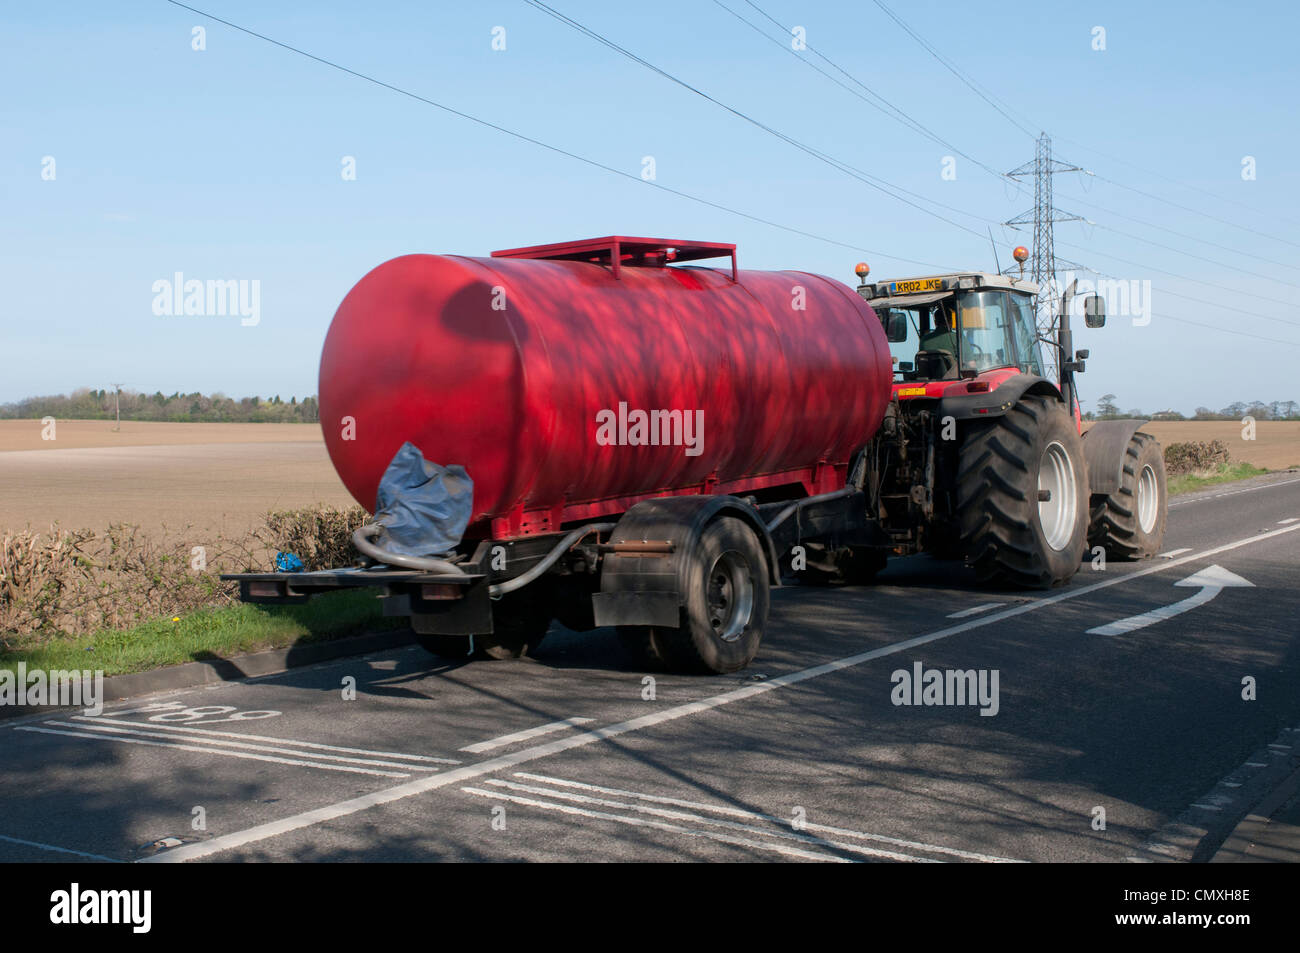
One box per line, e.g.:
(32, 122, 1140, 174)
(590, 495, 779, 629)
(936, 374, 1062, 421)
(1081, 418, 1150, 497)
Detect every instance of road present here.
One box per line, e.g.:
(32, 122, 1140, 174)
(3, 473, 1298, 863)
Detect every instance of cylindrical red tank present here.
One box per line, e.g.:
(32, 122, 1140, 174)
(319, 238, 892, 538)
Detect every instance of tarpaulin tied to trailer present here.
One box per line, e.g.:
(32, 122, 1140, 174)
(369, 442, 473, 557)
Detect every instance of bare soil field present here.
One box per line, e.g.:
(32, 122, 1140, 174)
(0, 419, 1295, 542)
(1103, 420, 1300, 471)
(0, 421, 356, 539)
(0, 419, 323, 452)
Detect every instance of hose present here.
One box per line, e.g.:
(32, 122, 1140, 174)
(351, 524, 470, 576)
(489, 523, 615, 600)
(351, 521, 616, 599)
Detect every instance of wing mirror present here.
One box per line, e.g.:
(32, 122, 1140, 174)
(1083, 294, 1106, 328)
(883, 311, 910, 342)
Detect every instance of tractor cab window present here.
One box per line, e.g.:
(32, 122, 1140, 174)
(953, 291, 1015, 374)
(877, 296, 961, 380)
(1007, 292, 1044, 375)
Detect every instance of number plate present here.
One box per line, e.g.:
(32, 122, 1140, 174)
(889, 278, 943, 294)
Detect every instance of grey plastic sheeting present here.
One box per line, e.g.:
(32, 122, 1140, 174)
(371, 442, 474, 557)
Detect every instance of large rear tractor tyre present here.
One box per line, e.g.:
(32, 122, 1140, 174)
(956, 395, 1090, 588)
(1088, 432, 1167, 560)
(618, 516, 768, 674)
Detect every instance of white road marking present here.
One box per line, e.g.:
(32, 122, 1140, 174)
(459, 717, 595, 754)
(0, 832, 121, 863)
(510, 772, 1021, 863)
(1279, 518, 1299, 525)
(1087, 565, 1254, 636)
(1158, 548, 1192, 559)
(946, 603, 1007, 619)
(54, 720, 438, 771)
(1169, 475, 1300, 507)
(17, 726, 412, 778)
(71, 716, 459, 763)
(460, 787, 852, 862)
(140, 522, 1300, 863)
(484, 776, 991, 863)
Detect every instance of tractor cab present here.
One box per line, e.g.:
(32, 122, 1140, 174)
(855, 269, 1042, 390)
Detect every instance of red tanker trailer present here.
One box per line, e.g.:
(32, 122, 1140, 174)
(225, 236, 1165, 673)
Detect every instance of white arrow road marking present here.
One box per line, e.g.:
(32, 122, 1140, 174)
(1086, 564, 1254, 636)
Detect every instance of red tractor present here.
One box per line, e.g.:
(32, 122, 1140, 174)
(847, 261, 1168, 587)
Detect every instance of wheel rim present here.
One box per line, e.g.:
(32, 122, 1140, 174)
(1136, 464, 1159, 534)
(706, 550, 754, 643)
(1038, 440, 1079, 552)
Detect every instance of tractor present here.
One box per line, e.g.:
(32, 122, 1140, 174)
(838, 254, 1168, 588)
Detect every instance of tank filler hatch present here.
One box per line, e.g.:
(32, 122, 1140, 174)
(491, 236, 738, 281)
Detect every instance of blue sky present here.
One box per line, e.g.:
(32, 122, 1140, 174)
(3, 0, 1298, 414)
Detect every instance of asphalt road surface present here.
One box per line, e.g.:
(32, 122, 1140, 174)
(3, 473, 1298, 863)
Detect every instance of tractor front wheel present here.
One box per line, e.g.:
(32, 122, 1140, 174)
(1088, 431, 1167, 559)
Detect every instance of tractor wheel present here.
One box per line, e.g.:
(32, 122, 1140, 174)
(1088, 432, 1167, 559)
(955, 394, 1090, 588)
(618, 516, 768, 674)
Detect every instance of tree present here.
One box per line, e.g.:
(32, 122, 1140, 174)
(1096, 393, 1120, 418)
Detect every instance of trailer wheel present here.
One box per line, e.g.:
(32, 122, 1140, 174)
(1087, 432, 1167, 559)
(955, 394, 1089, 588)
(619, 516, 768, 674)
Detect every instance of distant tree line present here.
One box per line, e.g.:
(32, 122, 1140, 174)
(0, 388, 320, 423)
(1084, 395, 1300, 422)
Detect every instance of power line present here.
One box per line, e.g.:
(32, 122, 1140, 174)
(167, 2, 1300, 353)
(868, 0, 1037, 139)
(864, 3, 1300, 254)
(1056, 186, 1300, 277)
(715, 0, 1022, 186)
(1052, 135, 1300, 232)
(523, 0, 992, 240)
(161, 0, 952, 272)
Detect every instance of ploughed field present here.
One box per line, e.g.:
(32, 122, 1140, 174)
(0, 419, 1296, 539)
(1087, 420, 1300, 471)
(0, 420, 355, 538)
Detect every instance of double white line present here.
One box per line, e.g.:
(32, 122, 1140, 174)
(17, 717, 457, 778)
(462, 772, 1022, 863)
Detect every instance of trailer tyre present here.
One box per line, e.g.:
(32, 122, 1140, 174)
(956, 394, 1089, 588)
(620, 516, 768, 674)
(1087, 432, 1167, 559)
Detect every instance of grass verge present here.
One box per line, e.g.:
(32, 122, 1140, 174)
(0, 589, 401, 678)
(1168, 462, 1270, 496)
